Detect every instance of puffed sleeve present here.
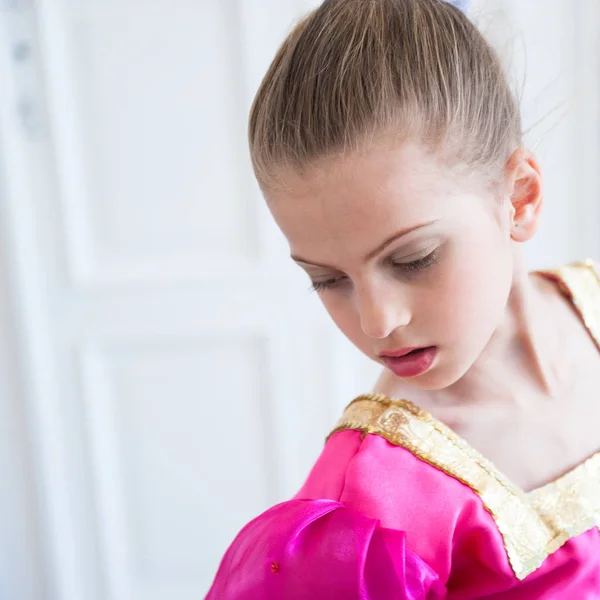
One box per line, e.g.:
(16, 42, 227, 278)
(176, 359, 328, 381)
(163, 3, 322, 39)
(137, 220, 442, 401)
(205, 499, 445, 600)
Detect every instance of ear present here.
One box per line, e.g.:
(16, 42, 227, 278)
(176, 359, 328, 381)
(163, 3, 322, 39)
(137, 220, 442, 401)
(504, 148, 543, 242)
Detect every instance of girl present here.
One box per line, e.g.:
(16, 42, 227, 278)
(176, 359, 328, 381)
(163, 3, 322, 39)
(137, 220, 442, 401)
(207, 0, 600, 597)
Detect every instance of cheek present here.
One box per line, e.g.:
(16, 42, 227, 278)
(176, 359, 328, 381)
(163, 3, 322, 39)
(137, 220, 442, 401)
(320, 293, 372, 351)
(436, 233, 513, 336)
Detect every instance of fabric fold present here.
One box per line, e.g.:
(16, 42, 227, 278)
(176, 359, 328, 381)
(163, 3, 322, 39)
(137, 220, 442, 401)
(205, 498, 444, 599)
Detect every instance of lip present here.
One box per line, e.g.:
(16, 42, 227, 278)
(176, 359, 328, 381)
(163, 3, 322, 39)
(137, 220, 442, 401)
(379, 347, 422, 358)
(380, 347, 438, 378)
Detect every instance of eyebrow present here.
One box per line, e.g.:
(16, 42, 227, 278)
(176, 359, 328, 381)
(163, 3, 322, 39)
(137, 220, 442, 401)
(291, 220, 439, 268)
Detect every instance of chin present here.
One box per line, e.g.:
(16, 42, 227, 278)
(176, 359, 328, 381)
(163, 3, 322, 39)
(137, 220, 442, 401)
(409, 359, 472, 392)
(409, 373, 453, 392)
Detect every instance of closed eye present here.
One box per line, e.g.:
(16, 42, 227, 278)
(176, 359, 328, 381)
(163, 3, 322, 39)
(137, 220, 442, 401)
(392, 249, 440, 273)
(309, 275, 348, 293)
(309, 249, 440, 293)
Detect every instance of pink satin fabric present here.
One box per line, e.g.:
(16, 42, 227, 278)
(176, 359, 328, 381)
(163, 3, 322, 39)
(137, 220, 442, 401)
(205, 498, 444, 599)
(206, 429, 600, 598)
(296, 430, 600, 598)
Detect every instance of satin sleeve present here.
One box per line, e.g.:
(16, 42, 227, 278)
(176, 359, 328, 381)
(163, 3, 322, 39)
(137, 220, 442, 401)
(205, 498, 445, 600)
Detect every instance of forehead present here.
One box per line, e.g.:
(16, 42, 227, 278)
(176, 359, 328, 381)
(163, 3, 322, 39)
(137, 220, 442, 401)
(263, 143, 474, 259)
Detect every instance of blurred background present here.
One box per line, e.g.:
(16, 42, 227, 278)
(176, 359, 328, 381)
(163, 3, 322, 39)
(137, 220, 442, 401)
(0, 0, 598, 598)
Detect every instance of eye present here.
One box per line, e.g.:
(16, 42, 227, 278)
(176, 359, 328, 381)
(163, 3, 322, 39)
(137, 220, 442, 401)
(392, 249, 440, 273)
(309, 275, 348, 293)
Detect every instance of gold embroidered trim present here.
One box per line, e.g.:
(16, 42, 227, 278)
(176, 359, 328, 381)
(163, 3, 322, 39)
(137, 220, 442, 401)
(331, 395, 600, 580)
(329, 260, 600, 581)
(538, 259, 600, 351)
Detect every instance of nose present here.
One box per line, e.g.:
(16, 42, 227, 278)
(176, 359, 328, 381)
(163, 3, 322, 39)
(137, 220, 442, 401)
(357, 281, 411, 339)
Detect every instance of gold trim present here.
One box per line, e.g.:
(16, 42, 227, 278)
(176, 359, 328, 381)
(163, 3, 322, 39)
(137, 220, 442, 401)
(537, 259, 600, 351)
(331, 395, 600, 581)
(328, 260, 600, 581)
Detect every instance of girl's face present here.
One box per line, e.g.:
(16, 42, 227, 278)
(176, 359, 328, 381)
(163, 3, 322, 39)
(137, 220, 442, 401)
(264, 142, 517, 390)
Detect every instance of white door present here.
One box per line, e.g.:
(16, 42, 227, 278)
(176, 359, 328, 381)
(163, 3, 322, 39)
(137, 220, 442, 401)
(0, 1, 598, 600)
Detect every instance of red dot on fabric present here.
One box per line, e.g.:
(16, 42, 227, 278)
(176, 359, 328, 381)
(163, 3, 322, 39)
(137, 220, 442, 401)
(270, 562, 280, 575)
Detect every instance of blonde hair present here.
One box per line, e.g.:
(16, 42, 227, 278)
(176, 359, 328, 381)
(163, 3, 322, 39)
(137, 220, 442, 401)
(248, 0, 522, 188)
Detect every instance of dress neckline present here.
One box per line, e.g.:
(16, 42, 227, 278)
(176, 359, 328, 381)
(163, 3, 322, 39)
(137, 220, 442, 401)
(329, 260, 600, 581)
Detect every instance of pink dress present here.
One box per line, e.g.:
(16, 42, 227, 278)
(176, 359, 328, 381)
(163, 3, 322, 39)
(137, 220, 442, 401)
(206, 260, 600, 599)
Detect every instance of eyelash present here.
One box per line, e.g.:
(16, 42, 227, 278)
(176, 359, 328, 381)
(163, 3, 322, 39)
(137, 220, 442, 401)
(309, 249, 440, 293)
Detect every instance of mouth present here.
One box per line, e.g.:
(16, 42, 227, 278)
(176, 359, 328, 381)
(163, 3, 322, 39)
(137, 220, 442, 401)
(379, 346, 423, 358)
(379, 346, 438, 378)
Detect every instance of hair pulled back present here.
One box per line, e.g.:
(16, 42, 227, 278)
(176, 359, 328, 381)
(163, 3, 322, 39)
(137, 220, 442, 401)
(249, 0, 521, 187)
